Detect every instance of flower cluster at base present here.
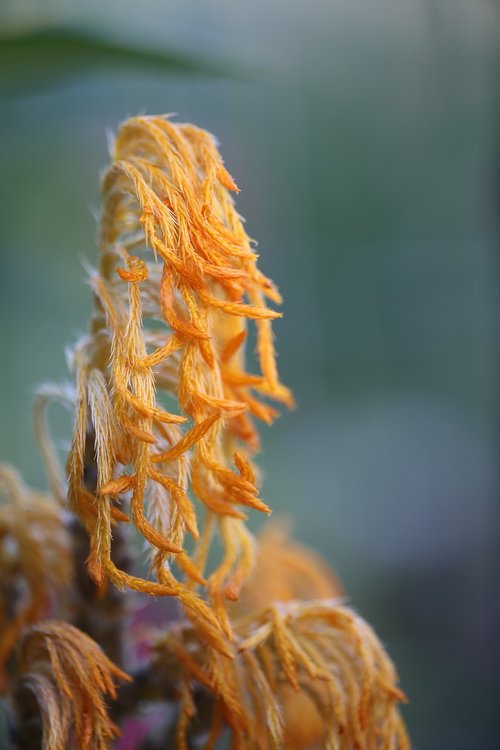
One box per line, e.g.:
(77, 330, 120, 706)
(0, 115, 409, 749)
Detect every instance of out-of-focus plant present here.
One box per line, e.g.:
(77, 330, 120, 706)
(0, 114, 409, 749)
(0, 26, 245, 96)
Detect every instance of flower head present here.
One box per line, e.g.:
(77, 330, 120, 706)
(64, 116, 293, 641)
(0, 114, 410, 750)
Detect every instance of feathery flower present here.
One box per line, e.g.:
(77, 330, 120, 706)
(154, 599, 409, 749)
(1, 114, 410, 749)
(60, 116, 293, 641)
(12, 620, 131, 749)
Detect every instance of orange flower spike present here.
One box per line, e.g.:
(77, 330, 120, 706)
(12, 112, 410, 749)
(60, 115, 292, 625)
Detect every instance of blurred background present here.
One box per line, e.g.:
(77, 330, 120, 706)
(1, 0, 499, 747)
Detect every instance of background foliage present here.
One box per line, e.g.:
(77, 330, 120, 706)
(0, 1, 499, 747)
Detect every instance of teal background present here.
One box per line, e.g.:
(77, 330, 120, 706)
(1, 1, 499, 747)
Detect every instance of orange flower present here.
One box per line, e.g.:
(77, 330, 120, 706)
(154, 600, 409, 749)
(2, 114, 410, 749)
(61, 116, 293, 643)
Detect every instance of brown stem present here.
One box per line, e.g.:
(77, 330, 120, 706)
(68, 430, 131, 667)
(69, 517, 130, 667)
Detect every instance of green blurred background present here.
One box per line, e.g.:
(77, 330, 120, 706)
(1, 1, 499, 747)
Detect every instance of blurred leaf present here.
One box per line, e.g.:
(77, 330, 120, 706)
(0, 699, 8, 747)
(0, 27, 245, 95)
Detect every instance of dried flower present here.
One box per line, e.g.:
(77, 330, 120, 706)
(51, 115, 294, 648)
(13, 620, 131, 749)
(1, 114, 410, 749)
(154, 599, 409, 749)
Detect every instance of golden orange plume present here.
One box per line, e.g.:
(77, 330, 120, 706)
(9, 114, 410, 749)
(154, 600, 409, 749)
(59, 116, 293, 642)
